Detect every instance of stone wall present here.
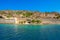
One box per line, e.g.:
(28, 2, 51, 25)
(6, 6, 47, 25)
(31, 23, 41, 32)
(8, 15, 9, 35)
(41, 18, 60, 24)
(0, 19, 15, 24)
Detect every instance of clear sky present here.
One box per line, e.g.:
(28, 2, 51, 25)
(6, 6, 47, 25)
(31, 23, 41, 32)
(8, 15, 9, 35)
(0, 0, 60, 12)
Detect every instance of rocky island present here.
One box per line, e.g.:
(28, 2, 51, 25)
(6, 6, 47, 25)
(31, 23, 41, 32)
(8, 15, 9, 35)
(0, 10, 60, 24)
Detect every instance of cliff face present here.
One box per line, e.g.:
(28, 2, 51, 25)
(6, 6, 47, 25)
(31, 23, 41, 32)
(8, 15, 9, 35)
(0, 10, 60, 24)
(0, 10, 59, 18)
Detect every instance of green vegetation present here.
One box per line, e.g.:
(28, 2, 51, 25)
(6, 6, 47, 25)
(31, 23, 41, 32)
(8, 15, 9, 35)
(31, 19, 42, 23)
(31, 19, 36, 23)
(16, 11, 22, 14)
(23, 12, 33, 17)
(56, 15, 60, 19)
(0, 11, 6, 15)
(6, 13, 12, 18)
(0, 10, 60, 24)
(36, 20, 42, 23)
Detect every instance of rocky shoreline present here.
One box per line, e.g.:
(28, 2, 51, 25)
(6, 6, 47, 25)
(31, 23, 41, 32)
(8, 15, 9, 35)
(0, 10, 60, 24)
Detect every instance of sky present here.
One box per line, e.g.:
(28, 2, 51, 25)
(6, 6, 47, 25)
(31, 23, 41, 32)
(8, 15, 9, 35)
(0, 0, 60, 12)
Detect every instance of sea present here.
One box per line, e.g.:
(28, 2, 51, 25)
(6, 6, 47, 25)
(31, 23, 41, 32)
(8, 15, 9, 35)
(0, 24, 60, 40)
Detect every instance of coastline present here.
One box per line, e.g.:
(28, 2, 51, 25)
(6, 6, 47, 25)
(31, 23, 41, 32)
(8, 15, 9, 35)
(0, 23, 60, 25)
(0, 10, 60, 25)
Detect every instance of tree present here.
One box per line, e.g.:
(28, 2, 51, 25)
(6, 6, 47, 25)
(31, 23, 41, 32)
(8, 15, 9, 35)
(36, 20, 42, 23)
(23, 12, 33, 17)
(16, 11, 22, 14)
(31, 19, 42, 23)
(31, 19, 36, 23)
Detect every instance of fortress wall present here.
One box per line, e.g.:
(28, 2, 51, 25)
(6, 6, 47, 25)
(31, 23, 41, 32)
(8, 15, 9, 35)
(0, 19, 15, 24)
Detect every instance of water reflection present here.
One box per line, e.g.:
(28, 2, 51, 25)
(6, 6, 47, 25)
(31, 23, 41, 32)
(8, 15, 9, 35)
(0, 24, 60, 40)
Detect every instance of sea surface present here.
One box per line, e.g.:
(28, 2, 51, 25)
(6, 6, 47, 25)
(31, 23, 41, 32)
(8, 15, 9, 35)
(0, 24, 60, 40)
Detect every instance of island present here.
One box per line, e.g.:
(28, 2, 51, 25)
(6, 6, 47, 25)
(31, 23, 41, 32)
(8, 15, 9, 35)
(0, 10, 60, 24)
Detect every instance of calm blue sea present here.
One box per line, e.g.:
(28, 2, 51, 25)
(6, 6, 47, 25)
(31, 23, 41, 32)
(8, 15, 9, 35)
(0, 24, 60, 40)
